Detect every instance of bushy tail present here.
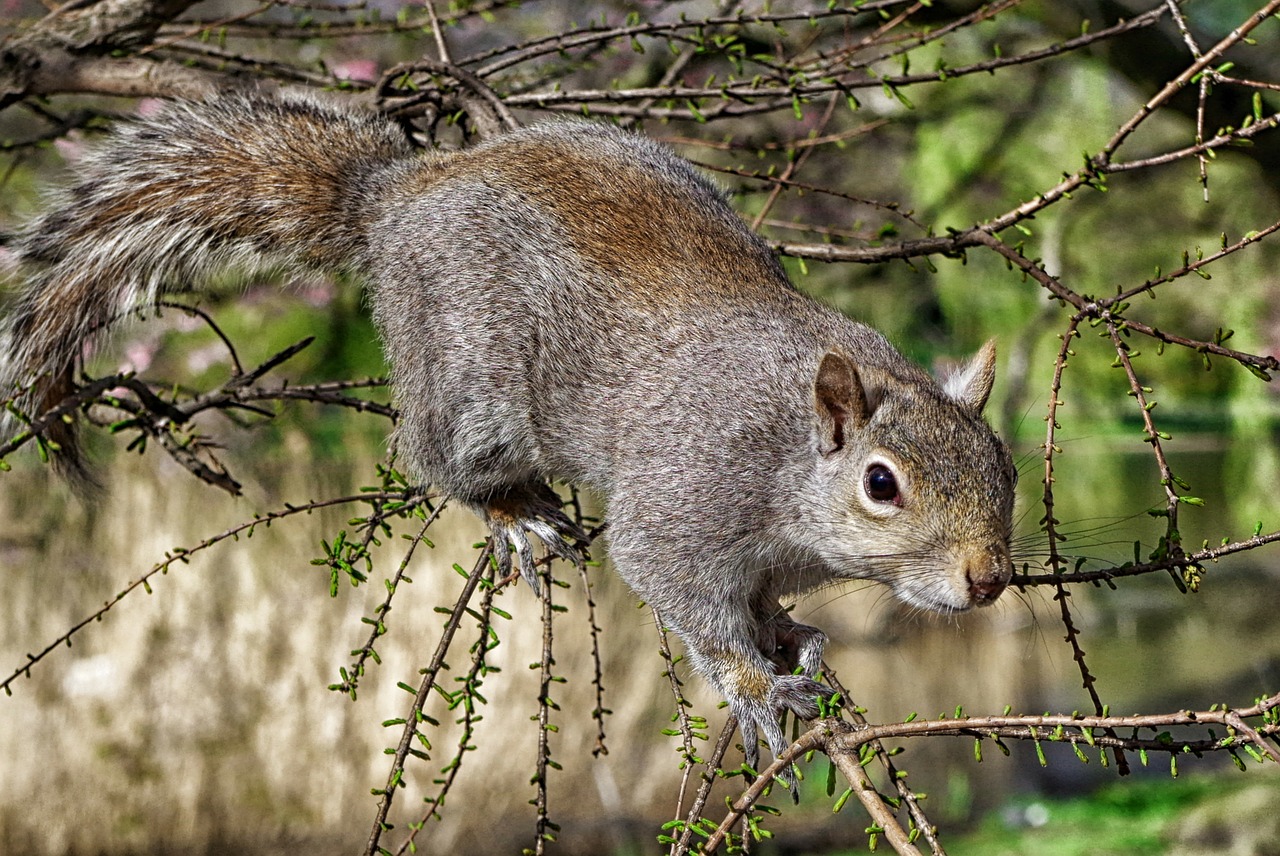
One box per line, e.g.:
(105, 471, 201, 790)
(0, 93, 416, 475)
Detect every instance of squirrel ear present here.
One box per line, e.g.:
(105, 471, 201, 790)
(814, 349, 870, 456)
(943, 339, 997, 413)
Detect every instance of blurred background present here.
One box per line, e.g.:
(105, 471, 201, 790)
(2, 0, 1279, 853)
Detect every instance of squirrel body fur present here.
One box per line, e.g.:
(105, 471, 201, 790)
(0, 94, 1016, 764)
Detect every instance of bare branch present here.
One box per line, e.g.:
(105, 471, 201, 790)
(363, 544, 493, 856)
(1, 489, 432, 696)
(1014, 529, 1280, 587)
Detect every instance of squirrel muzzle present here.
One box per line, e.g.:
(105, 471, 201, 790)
(956, 542, 1013, 608)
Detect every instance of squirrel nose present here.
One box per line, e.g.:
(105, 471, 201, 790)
(968, 572, 1006, 605)
(964, 550, 1011, 605)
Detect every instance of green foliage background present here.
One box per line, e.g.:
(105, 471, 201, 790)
(2, 2, 1279, 854)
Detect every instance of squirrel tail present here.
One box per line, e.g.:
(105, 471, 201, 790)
(0, 94, 416, 479)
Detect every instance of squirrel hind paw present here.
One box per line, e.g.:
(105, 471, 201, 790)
(481, 484, 591, 593)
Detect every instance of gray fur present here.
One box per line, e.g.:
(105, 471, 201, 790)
(0, 94, 1017, 765)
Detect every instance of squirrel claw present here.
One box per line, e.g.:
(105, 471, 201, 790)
(733, 674, 830, 801)
(773, 675, 831, 801)
(739, 711, 803, 801)
(481, 484, 590, 593)
(740, 725, 761, 781)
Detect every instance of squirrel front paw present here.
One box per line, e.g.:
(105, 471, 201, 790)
(733, 673, 831, 781)
(480, 483, 591, 593)
(759, 614, 827, 677)
(768, 673, 827, 722)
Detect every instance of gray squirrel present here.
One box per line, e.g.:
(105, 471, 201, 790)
(0, 94, 1016, 770)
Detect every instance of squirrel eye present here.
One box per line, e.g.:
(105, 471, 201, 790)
(864, 464, 900, 505)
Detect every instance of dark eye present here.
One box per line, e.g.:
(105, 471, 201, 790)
(864, 464, 900, 505)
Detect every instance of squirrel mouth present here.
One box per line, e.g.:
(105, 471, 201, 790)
(889, 561, 1010, 614)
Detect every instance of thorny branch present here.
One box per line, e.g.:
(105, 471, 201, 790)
(0, 488, 433, 696)
(1049, 580, 1131, 775)
(823, 665, 942, 855)
(532, 562, 558, 856)
(701, 692, 1280, 854)
(3, 2, 1280, 855)
(393, 558, 503, 856)
(364, 545, 494, 856)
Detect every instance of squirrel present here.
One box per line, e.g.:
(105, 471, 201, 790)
(0, 94, 1016, 771)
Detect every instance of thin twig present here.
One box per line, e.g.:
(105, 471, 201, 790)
(673, 716, 740, 856)
(422, 0, 451, 65)
(2, 490, 430, 696)
(394, 562, 502, 856)
(331, 500, 447, 698)
(1097, 0, 1280, 167)
(532, 561, 557, 855)
(822, 665, 937, 854)
(1013, 529, 1280, 587)
(579, 559, 609, 757)
(1038, 315, 1082, 576)
(364, 545, 492, 856)
(703, 693, 1280, 854)
(1104, 319, 1183, 550)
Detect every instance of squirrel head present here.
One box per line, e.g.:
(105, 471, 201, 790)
(806, 340, 1016, 613)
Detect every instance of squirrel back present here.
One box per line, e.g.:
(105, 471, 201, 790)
(365, 120, 936, 497)
(1, 94, 1016, 767)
